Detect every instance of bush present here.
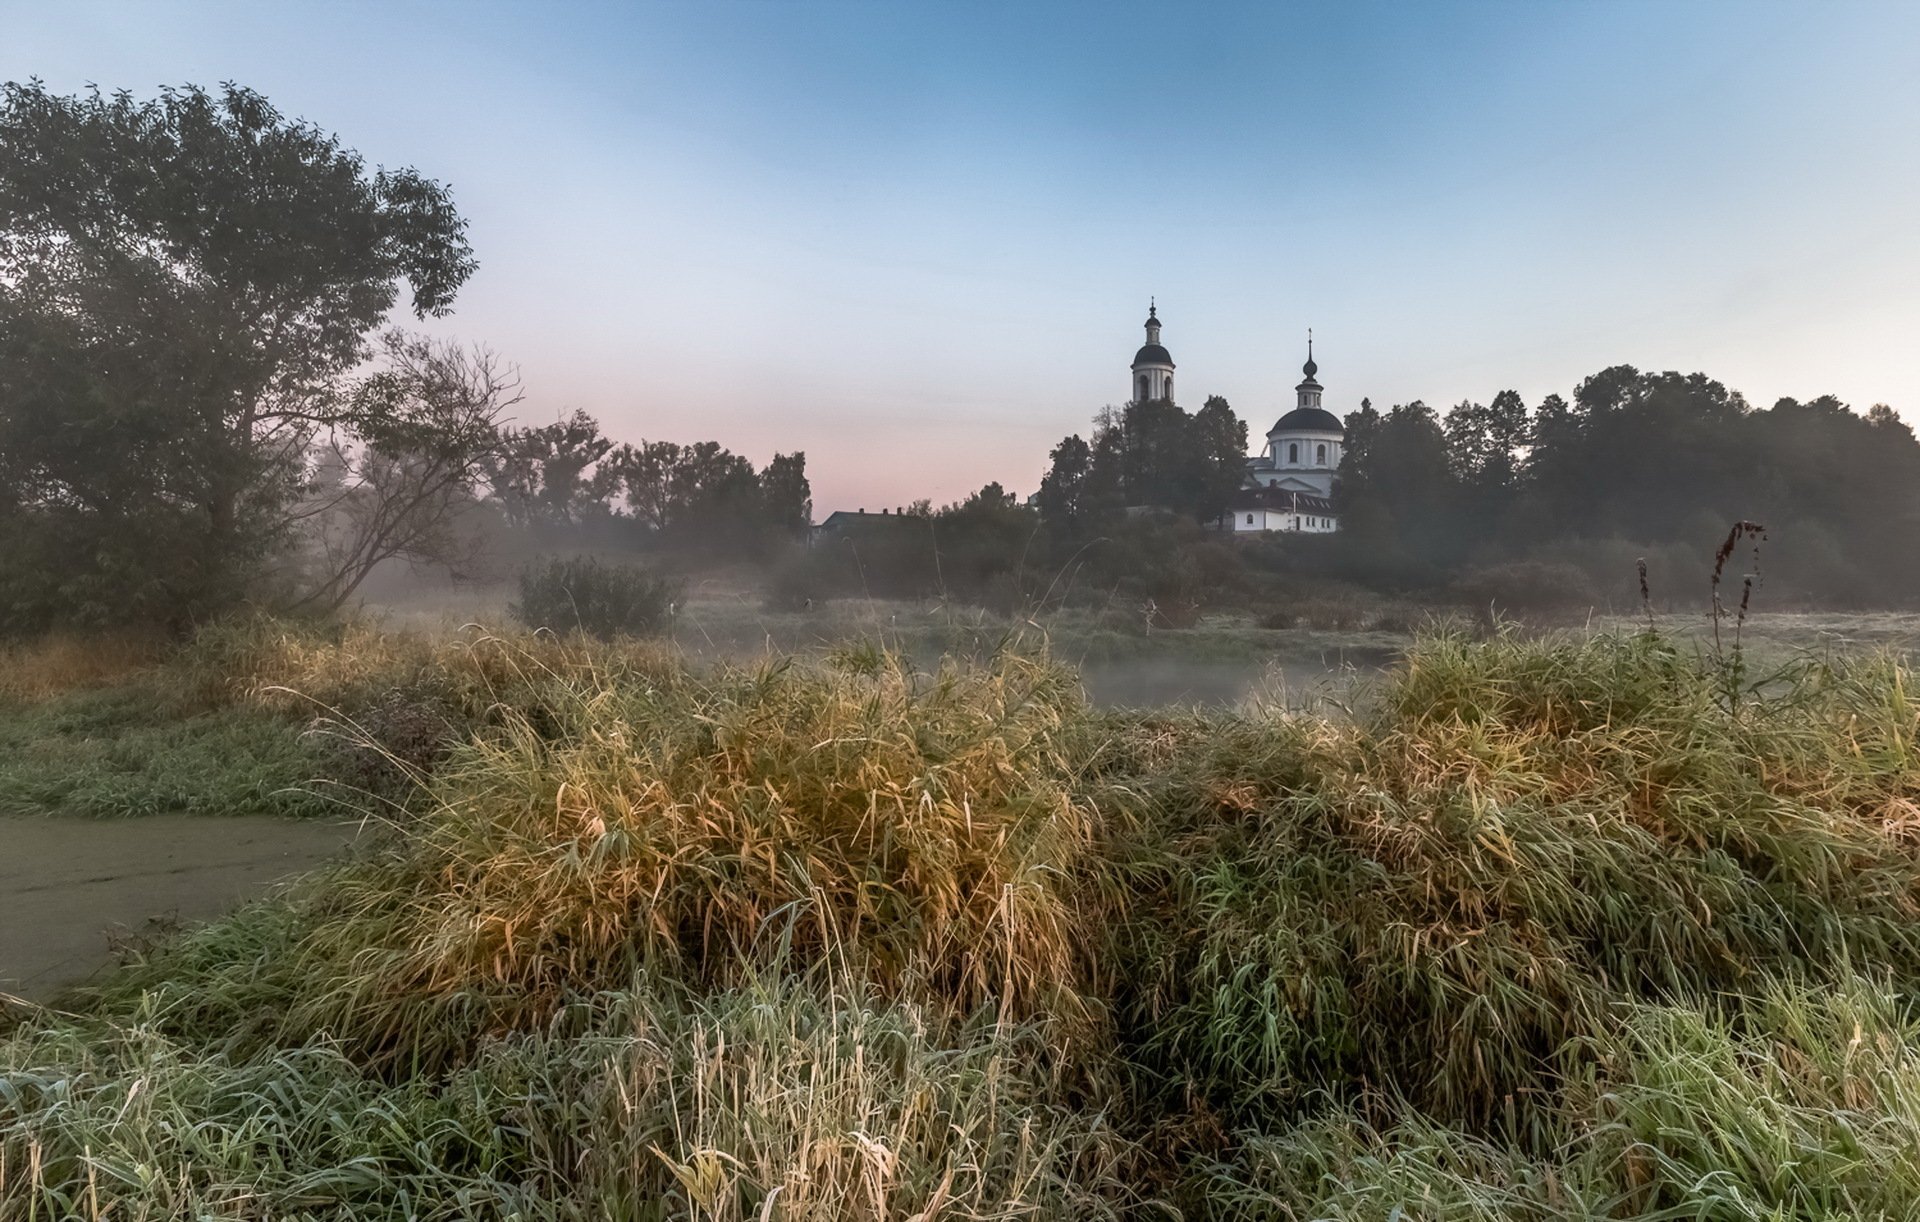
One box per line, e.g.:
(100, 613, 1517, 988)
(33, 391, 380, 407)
(510, 555, 681, 639)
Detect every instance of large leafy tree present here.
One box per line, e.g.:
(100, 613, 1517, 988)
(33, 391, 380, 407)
(1334, 400, 1456, 579)
(757, 451, 814, 538)
(293, 333, 520, 614)
(1035, 434, 1094, 526)
(1190, 395, 1250, 522)
(0, 81, 476, 630)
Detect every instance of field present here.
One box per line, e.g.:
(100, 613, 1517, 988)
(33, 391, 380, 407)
(5, 610, 1920, 1217)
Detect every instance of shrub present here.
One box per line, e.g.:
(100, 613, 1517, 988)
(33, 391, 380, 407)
(510, 555, 681, 639)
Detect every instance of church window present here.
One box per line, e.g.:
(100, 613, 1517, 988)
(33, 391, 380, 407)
(1246, 514, 1254, 525)
(1288, 443, 1299, 463)
(1316, 444, 1327, 465)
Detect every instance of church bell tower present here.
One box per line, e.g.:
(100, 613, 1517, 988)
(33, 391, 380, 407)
(1130, 301, 1175, 402)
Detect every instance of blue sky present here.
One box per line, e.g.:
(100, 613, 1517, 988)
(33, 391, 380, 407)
(8, 1, 1919, 512)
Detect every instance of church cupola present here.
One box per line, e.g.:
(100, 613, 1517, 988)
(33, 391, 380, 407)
(1260, 330, 1345, 496)
(1295, 331, 1323, 411)
(1130, 300, 1175, 402)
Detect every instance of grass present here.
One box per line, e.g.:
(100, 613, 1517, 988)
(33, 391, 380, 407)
(6, 619, 1920, 1216)
(0, 631, 168, 704)
(0, 616, 677, 819)
(0, 688, 339, 818)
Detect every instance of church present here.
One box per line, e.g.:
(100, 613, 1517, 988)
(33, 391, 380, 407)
(1128, 305, 1344, 534)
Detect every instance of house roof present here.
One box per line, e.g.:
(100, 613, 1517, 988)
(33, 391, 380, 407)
(815, 510, 925, 532)
(1227, 485, 1337, 516)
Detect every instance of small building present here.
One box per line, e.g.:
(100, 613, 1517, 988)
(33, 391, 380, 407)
(811, 507, 924, 544)
(1225, 484, 1338, 535)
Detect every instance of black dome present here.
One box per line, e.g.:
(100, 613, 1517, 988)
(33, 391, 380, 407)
(1132, 344, 1174, 367)
(1269, 406, 1343, 433)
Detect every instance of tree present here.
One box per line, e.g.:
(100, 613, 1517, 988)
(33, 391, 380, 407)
(1070, 394, 1250, 525)
(1335, 400, 1457, 579)
(1036, 434, 1094, 526)
(0, 80, 475, 630)
(290, 333, 517, 614)
(482, 410, 621, 529)
(1444, 390, 1528, 490)
(1190, 395, 1250, 523)
(758, 452, 814, 538)
(600, 435, 802, 555)
(605, 440, 682, 534)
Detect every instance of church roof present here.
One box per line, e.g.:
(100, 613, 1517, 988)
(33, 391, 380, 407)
(1268, 406, 1343, 434)
(1132, 344, 1174, 368)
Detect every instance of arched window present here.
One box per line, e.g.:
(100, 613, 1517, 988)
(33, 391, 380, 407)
(1138, 376, 1148, 400)
(1288, 442, 1299, 463)
(1246, 514, 1254, 525)
(1316, 444, 1327, 465)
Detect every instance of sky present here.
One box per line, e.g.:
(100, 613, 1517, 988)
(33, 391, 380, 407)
(7, 0, 1920, 514)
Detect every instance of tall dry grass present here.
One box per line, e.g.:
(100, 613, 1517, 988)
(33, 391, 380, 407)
(79, 639, 1113, 1078)
(9, 621, 1920, 1217)
(0, 630, 168, 704)
(1110, 629, 1920, 1133)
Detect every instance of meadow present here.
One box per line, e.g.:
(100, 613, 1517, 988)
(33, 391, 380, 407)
(4, 612, 1920, 1217)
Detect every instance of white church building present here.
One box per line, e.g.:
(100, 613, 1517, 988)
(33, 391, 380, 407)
(1128, 306, 1345, 534)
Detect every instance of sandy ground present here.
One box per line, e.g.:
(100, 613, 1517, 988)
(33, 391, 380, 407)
(0, 814, 362, 1003)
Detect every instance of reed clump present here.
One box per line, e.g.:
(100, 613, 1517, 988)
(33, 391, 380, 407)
(9, 622, 1920, 1217)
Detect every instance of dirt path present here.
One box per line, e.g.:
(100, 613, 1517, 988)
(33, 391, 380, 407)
(0, 814, 362, 1003)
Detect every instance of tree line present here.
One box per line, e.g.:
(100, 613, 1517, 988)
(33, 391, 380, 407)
(795, 366, 1920, 617)
(1329, 370, 1920, 607)
(478, 409, 809, 553)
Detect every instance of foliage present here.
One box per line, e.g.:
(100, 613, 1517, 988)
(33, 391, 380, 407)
(479, 409, 619, 529)
(510, 555, 681, 639)
(0, 81, 477, 633)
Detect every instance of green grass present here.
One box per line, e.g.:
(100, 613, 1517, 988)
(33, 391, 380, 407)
(7, 622, 1920, 1217)
(0, 686, 338, 819)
